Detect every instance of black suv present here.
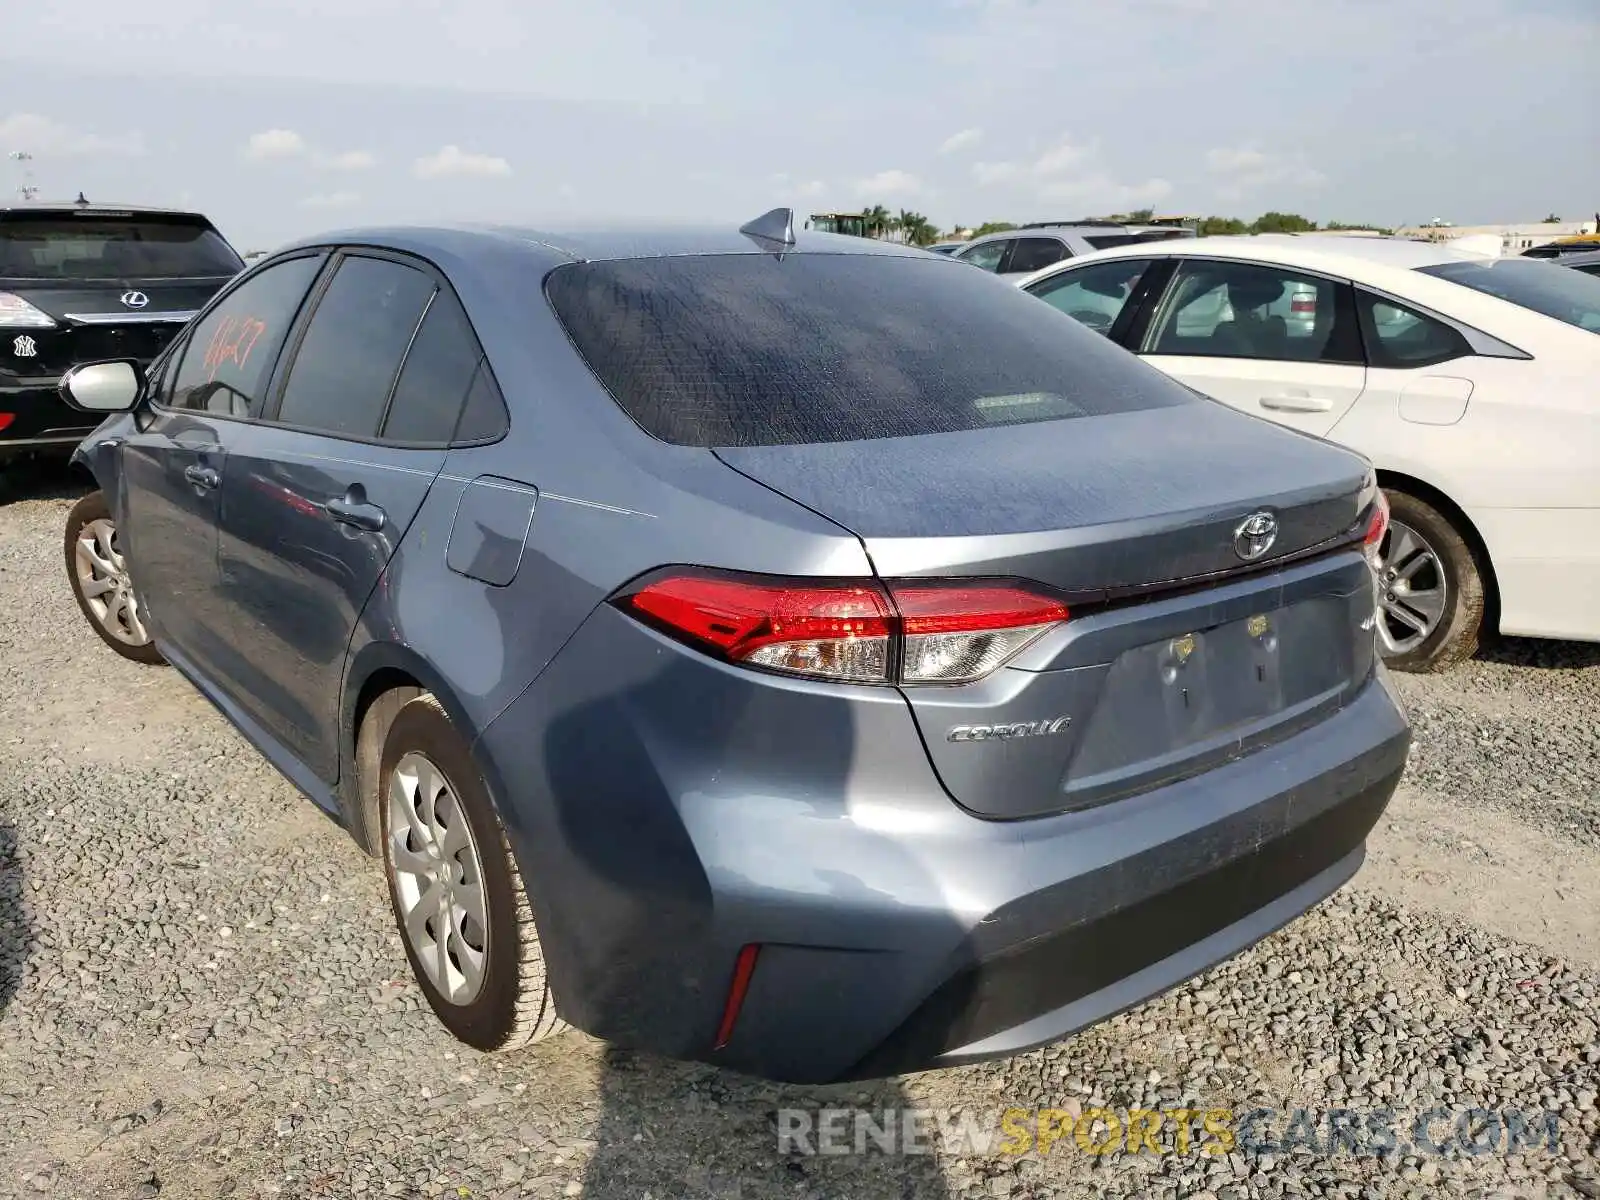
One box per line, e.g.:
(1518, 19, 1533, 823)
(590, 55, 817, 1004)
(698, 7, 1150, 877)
(1, 201, 243, 465)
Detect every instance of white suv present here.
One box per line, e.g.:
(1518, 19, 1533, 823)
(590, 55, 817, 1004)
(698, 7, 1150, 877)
(951, 221, 1195, 278)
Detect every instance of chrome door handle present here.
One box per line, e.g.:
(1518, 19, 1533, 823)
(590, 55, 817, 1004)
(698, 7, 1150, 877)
(1259, 394, 1333, 413)
(323, 495, 387, 532)
(183, 464, 220, 490)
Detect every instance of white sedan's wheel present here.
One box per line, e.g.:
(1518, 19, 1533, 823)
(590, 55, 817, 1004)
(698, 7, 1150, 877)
(1375, 490, 1485, 674)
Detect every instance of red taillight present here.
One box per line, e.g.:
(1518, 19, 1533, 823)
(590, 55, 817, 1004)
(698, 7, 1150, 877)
(1290, 297, 1317, 313)
(1362, 490, 1390, 564)
(713, 943, 761, 1050)
(616, 569, 1069, 686)
(622, 572, 895, 683)
(0, 413, 13, 432)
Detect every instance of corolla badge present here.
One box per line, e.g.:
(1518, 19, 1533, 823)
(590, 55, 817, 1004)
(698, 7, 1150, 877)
(120, 291, 149, 309)
(948, 716, 1072, 743)
(1233, 510, 1279, 562)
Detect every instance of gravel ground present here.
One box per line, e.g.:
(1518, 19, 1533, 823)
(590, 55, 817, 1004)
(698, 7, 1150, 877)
(1, 467, 1597, 1200)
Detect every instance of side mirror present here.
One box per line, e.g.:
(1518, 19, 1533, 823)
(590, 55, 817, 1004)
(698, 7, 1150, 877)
(59, 360, 146, 413)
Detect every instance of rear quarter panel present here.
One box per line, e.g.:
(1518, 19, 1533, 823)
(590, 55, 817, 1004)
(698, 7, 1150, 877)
(1325, 344, 1600, 640)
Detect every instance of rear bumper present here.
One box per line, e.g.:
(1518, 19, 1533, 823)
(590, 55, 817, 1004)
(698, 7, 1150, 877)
(0, 377, 96, 459)
(1474, 506, 1600, 643)
(476, 609, 1410, 1083)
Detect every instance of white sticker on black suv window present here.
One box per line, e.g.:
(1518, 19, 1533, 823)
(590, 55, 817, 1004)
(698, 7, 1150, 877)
(12, 335, 37, 357)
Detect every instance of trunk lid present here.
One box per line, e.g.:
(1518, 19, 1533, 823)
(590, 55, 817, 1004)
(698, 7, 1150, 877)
(8, 278, 227, 324)
(2, 278, 228, 373)
(717, 401, 1379, 820)
(714, 400, 1371, 595)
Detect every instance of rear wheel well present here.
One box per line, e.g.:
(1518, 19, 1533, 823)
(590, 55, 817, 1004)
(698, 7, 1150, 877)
(349, 670, 425, 856)
(1375, 469, 1500, 637)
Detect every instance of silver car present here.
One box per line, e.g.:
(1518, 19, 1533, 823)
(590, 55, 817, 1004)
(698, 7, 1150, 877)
(953, 221, 1195, 278)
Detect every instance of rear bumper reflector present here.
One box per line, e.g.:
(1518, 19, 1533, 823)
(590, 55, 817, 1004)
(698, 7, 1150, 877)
(713, 943, 762, 1050)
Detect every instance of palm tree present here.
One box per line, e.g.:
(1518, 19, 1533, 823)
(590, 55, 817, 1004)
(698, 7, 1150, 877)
(864, 204, 891, 239)
(900, 211, 936, 246)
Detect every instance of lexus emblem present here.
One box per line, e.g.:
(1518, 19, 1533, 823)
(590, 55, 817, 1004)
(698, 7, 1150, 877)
(1233, 511, 1279, 561)
(120, 291, 149, 309)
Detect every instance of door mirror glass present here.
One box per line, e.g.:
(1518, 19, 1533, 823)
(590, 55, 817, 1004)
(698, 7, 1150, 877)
(59, 360, 145, 412)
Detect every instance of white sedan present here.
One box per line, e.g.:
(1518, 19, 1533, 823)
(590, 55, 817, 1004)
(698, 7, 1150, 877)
(1016, 235, 1600, 672)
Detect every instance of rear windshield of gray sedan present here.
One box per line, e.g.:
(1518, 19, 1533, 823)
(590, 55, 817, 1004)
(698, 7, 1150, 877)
(543, 253, 1192, 446)
(1418, 258, 1600, 334)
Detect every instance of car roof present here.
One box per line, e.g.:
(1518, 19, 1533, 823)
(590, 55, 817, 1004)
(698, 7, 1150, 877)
(273, 222, 936, 267)
(1072, 233, 1489, 271)
(1551, 248, 1600, 267)
(960, 226, 1105, 246)
(1020, 231, 1599, 350)
(0, 201, 216, 221)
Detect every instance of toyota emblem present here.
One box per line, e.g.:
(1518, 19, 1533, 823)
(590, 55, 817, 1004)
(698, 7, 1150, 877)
(1233, 511, 1279, 561)
(120, 291, 149, 309)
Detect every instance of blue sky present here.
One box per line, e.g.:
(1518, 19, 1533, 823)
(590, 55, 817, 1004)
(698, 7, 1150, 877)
(3, 0, 1596, 251)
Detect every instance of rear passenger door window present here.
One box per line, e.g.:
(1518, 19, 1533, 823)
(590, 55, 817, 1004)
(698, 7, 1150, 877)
(1025, 259, 1153, 337)
(1003, 237, 1069, 275)
(380, 290, 493, 444)
(167, 255, 324, 417)
(1355, 291, 1470, 368)
(1140, 260, 1368, 438)
(451, 362, 511, 443)
(1142, 261, 1357, 364)
(271, 255, 435, 438)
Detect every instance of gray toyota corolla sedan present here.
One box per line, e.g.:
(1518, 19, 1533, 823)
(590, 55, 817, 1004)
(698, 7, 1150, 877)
(59, 210, 1410, 1084)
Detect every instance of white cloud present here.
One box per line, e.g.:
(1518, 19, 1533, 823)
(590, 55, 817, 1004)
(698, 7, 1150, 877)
(1039, 174, 1174, 210)
(316, 149, 377, 171)
(1205, 144, 1325, 200)
(938, 127, 983, 155)
(766, 173, 825, 199)
(972, 160, 1021, 186)
(0, 113, 144, 157)
(244, 128, 306, 160)
(971, 137, 1094, 187)
(299, 190, 361, 209)
(1205, 146, 1269, 174)
(1031, 138, 1093, 177)
(854, 169, 921, 197)
(413, 144, 512, 179)
(968, 135, 1165, 213)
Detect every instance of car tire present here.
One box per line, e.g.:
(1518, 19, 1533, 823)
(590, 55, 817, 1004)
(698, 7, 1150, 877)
(379, 694, 566, 1052)
(1373, 489, 1485, 674)
(63, 489, 165, 665)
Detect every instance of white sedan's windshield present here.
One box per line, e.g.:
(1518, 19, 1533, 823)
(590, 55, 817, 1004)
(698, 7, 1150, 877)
(1418, 258, 1600, 334)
